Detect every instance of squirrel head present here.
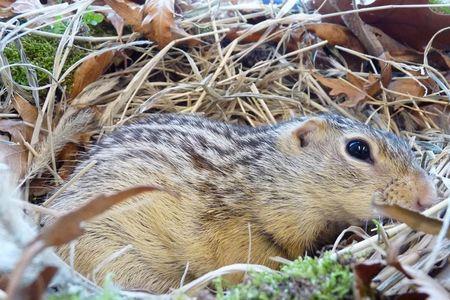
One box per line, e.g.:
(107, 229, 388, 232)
(275, 114, 437, 222)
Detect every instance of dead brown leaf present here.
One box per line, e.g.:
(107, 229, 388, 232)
(56, 132, 92, 180)
(105, 0, 143, 28)
(328, 0, 392, 87)
(0, 120, 33, 181)
(70, 50, 115, 99)
(142, 0, 175, 48)
(388, 78, 426, 98)
(353, 262, 384, 299)
(373, 200, 450, 238)
(12, 94, 38, 124)
(105, 8, 124, 37)
(315, 73, 381, 107)
(106, 0, 198, 48)
(227, 23, 365, 53)
(314, 0, 450, 51)
(304, 23, 365, 53)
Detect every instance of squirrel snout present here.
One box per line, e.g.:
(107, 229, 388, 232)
(383, 172, 437, 211)
(413, 174, 437, 211)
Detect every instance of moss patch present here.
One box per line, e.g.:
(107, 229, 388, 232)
(430, 0, 450, 14)
(214, 253, 353, 300)
(3, 35, 87, 90)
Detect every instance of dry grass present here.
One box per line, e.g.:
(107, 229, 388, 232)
(0, 0, 449, 299)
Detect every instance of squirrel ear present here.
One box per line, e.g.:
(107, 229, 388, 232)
(292, 118, 324, 147)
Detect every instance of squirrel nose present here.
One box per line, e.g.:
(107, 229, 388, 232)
(414, 175, 437, 211)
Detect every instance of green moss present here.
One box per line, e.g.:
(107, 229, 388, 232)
(215, 253, 353, 300)
(3, 35, 87, 89)
(430, 0, 450, 14)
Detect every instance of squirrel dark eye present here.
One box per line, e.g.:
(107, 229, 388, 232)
(346, 140, 372, 162)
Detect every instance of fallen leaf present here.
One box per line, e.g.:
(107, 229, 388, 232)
(105, 0, 143, 29)
(55, 142, 82, 180)
(227, 23, 365, 53)
(12, 94, 38, 124)
(105, 8, 124, 37)
(142, 0, 175, 47)
(373, 200, 450, 238)
(369, 25, 421, 62)
(388, 78, 426, 98)
(353, 262, 384, 299)
(70, 50, 115, 99)
(0, 120, 33, 182)
(304, 23, 365, 52)
(328, 0, 392, 87)
(313, 0, 450, 51)
(315, 73, 381, 107)
(106, 0, 198, 47)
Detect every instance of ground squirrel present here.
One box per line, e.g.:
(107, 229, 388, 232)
(43, 113, 437, 293)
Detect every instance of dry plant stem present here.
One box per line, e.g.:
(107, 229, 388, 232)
(172, 264, 273, 295)
(335, 198, 449, 259)
(114, 41, 175, 124)
(423, 26, 450, 99)
(424, 197, 450, 272)
(92, 245, 133, 285)
(189, 40, 237, 113)
(41, 160, 97, 208)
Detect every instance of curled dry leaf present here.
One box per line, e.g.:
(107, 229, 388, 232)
(142, 0, 175, 48)
(106, 0, 197, 48)
(0, 120, 33, 182)
(373, 200, 450, 238)
(315, 73, 381, 107)
(70, 50, 115, 99)
(353, 262, 384, 299)
(105, 8, 124, 37)
(227, 23, 365, 53)
(328, 0, 392, 86)
(388, 78, 426, 99)
(313, 0, 450, 51)
(12, 94, 38, 125)
(105, 0, 143, 28)
(304, 23, 365, 52)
